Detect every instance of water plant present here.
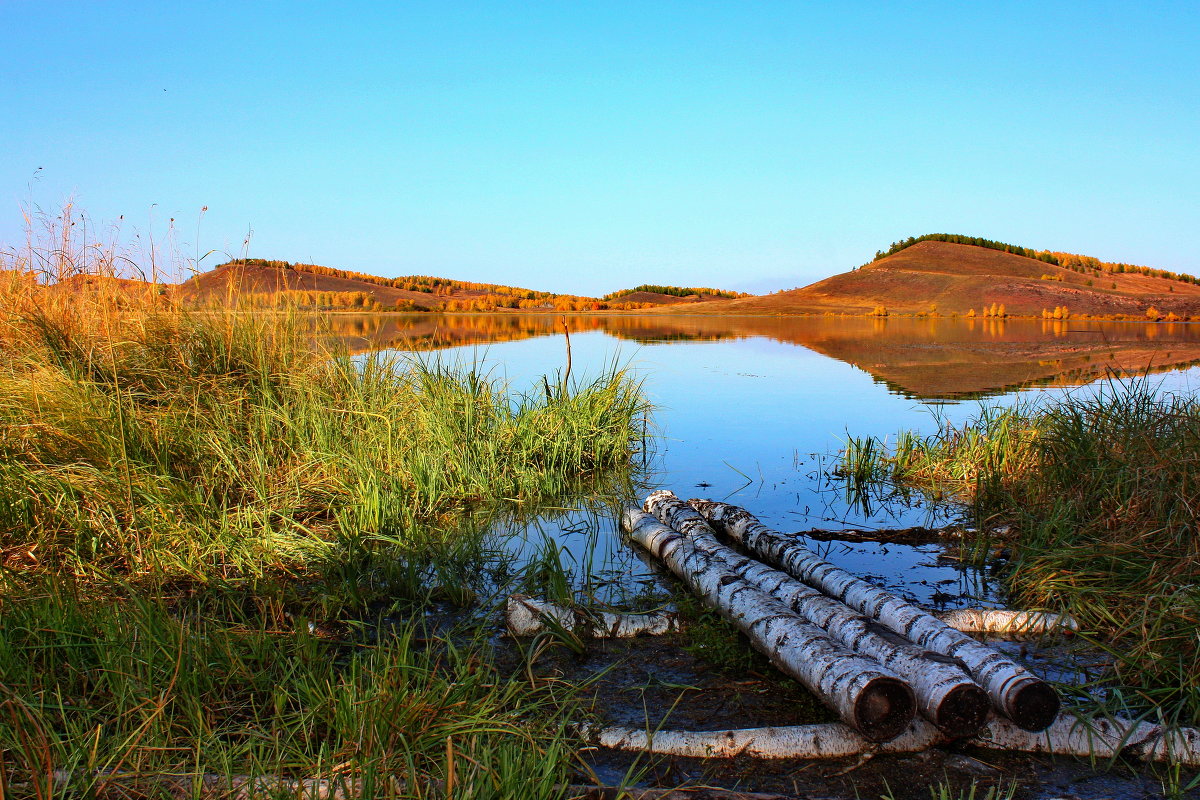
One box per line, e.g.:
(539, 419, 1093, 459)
(839, 379, 1200, 726)
(0, 215, 649, 795)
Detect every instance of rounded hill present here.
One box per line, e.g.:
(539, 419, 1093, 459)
(673, 240, 1200, 318)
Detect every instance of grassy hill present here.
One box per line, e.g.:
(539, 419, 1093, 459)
(22, 240, 1200, 319)
(179, 259, 567, 311)
(670, 239, 1200, 319)
(602, 284, 749, 305)
(178, 261, 743, 312)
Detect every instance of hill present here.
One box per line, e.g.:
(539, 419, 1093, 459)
(180, 261, 452, 310)
(602, 284, 749, 305)
(669, 240, 1200, 319)
(178, 260, 741, 312)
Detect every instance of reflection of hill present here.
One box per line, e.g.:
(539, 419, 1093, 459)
(324, 313, 1200, 400)
(322, 314, 614, 352)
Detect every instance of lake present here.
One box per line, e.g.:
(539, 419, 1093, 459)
(332, 313, 1200, 610)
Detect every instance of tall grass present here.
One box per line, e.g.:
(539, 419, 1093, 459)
(0, 214, 649, 795)
(840, 381, 1200, 725)
(0, 307, 644, 583)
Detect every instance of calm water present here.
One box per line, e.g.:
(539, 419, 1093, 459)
(338, 313, 1200, 609)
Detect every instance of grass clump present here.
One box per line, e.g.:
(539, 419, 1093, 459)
(0, 307, 644, 583)
(840, 381, 1200, 725)
(0, 221, 648, 795)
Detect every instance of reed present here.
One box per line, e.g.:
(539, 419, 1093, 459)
(839, 381, 1200, 725)
(0, 212, 648, 795)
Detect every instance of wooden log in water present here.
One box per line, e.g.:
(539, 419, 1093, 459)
(585, 713, 1200, 765)
(506, 594, 680, 637)
(583, 719, 941, 759)
(935, 608, 1079, 636)
(622, 508, 915, 742)
(643, 493, 990, 738)
(506, 599, 1072, 641)
(686, 496, 1060, 732)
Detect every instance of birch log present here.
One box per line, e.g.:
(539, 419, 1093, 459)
(642, 493, 989, 738)
(685, 497, 1060, 732)
(506, 594, 680, 637)
(935, 608, 1079, 636)
(622, 508, 915, 741)
(585, 714, 1200, 765)
(506, 599, 1076, 641)
(583, 718, 942, 759)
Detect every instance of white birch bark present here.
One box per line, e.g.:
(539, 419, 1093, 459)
(584, 714, 1200, 765)
(975, 713, 1200, 766)
(506, 594, 680, 637)
(643, 493, 989, 738)
(507, 598, 1077, 641)
(1127, 725, 1200, 765)
(935, 608, 1078, 636)
(684, 496, 1060, 732)
(581, 719, 942, 759)
(622, 507, 915, 742)
(972, 713, 1160, 759)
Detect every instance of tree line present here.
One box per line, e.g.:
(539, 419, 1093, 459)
(603, 284, 747, 300)
(873, 234, 1198, 285)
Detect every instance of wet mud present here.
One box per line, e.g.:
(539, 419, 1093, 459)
(526, 634, 1196, 799)
(494, 572, 1194, 799)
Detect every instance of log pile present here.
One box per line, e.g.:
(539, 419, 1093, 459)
(506, 491, 1200, 764)
(627, 491, 1059, 741)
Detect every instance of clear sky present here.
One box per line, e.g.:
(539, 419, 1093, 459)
(2, 1, 1197, 296)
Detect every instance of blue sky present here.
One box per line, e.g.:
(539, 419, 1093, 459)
(2, 2, 1197, 295)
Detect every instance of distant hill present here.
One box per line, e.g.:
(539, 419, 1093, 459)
(24, 241, 1199, 319)
(669, 239, 1200, 319)
(183, 261, 431, 310)
(178, 260, 739, 312)
(602, 284, 749, 305)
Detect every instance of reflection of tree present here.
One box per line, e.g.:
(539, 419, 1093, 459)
(323, 314, 1200, 399)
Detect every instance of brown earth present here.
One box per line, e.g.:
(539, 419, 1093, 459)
(663, 241, 1200, 318)
(176, 262, 456, 309)
(23, 240, 1200, 319)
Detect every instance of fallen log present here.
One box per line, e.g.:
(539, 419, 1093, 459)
(623, 508, 915, 742)
(505, 600, 1071, 641)
(935, 608, 1078, 636)
(972, 713, 1159, 760)
(506, 594, 680, 637)
(638, 495, 989, 739)
(581, 719, 941, 759)
(585, 713, 1200, 765)
(686, 497, 1060, 732)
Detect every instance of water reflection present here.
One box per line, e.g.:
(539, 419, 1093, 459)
(324, 313, 1200, 399)
(330, 312, 1200, 616)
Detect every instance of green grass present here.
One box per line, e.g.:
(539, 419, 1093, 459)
(839, 380, 1200, 725)
(0, 300, 648, 796)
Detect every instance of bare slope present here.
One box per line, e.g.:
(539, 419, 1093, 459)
(178, 262, 453, 309)
(676, 241, 1200, 318)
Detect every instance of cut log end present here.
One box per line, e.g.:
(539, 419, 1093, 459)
(1010, 680, 1062, 732)
(935, 683, 991, 739)
(854, 677, 916, 742)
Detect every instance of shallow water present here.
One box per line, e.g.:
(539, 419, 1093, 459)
(337, 312, 1200, 609)
(347, 313, 1199, 796)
